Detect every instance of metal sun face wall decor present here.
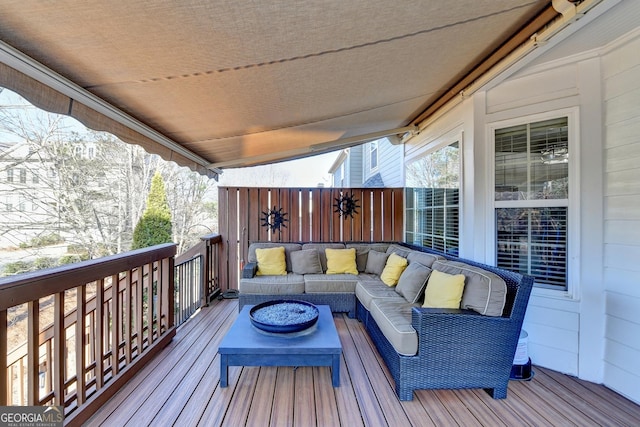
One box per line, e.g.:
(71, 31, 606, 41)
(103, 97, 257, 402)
(334, 192, 360, 218)
(261, 206, 289, 234)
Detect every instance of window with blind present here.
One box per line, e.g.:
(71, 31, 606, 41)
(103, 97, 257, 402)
(494, 117, 569, 289)
(405, 142, 459, 256)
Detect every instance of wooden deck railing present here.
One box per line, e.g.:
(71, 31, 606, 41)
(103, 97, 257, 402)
(174, 233, 222, 325)
(0, 244, 177, 426)
(1, 235, 223, 425)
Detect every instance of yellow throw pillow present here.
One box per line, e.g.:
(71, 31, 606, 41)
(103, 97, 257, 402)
(325, 248, 358, 275)
(423, 270, 466, 309)
(255, 246, 287, 276)
(380, 253, 408, 286)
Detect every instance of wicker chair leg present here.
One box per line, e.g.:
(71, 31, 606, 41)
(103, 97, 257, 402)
(397, 385, 414, 401)
(485, 386, 508, 399)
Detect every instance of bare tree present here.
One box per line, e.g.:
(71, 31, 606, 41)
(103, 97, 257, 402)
(406, 143, 459, 189)
(1, 89, 218, 265)
(161, 162, 218, 254)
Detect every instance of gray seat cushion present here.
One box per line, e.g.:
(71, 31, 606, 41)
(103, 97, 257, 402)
(355, 279, 405, 310)
(304, 273, 359, 293)
(239, 273, 305, 294)
(370, 298, 419, 356)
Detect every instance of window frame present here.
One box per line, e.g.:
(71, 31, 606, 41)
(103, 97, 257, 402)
(404, 135, 462, 256)
(369, 140, 379, 173)
(486, 108, 580, 297)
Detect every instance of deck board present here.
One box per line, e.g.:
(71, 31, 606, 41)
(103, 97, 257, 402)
(85, 299, 640, 427)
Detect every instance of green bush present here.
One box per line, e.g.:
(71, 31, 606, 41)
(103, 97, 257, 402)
(132, 171, 173, 249)
(132, 215, 173, 249)
(33, 257, 57, 270)
(18, 233, 64, 249)
(32, 233, 64, 247)
(59, 254, 84, 265)
(2, 261, 33, 276)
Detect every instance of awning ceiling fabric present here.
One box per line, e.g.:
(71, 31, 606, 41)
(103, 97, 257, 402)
(0, 0, 550, 176)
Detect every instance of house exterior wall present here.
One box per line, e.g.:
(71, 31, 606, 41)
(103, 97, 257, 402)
(0, 141, 59, 248)
(347, 145, 364, 187)
(331, 138, 403, 188)
(484, 62, 591, 380)
(601, 30, 640, 403)
(330, 147, 364, 188)
(404, 23, 640, 405)
(363, 138, 403, 187)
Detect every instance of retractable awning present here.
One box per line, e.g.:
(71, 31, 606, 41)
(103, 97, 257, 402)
(0, 1, 561, 177)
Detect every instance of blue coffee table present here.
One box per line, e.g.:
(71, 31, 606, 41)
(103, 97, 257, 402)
(219, 305, 342, 387)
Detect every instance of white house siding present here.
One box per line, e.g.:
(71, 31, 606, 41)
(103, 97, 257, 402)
(601, 31, 640, 403)
(377, 138, 404, 187)
(347, 146, 364, 187)
(404, 28, 640, 405)
(363, 138, 403, 187)
(484, 61, 590, 380)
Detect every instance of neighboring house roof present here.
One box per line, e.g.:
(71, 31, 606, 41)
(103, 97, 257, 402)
(362, 172, 384, 188)
(327, 150, 348, 174)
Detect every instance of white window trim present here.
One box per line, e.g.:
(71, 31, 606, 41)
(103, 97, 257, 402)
(369, 141, 379, 173)
(485, 107, 581, 300)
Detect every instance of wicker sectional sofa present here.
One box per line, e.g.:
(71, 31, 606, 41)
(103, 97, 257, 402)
(239, 241, 534, 401)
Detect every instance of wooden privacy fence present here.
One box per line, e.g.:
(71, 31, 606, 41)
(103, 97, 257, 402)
(217, 187, 404, 290)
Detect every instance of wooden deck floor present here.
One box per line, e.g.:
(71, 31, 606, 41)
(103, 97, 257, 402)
(85, 298, 640, 427)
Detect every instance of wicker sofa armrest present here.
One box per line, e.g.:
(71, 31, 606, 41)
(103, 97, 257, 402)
(411, 307, 512, 338)
(411, 306, 516, 363)
(242, 262, 258, 279)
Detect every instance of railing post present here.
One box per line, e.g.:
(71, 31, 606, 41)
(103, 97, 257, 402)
(75, 285, 86, 406)
(0, 309, 7, 405)
(27, 301, 39, 405)
(200, 253, 206, 308)
(166, 256, 175, 330)
(201, 240, 210, 307)
(111, 274, 121, 378)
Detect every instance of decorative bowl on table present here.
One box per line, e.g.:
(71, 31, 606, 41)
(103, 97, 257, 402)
(249, 300, 319, 333)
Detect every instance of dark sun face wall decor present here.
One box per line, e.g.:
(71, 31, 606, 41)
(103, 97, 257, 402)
(334, 192, 360, 218)
(261, 206, 289, 234)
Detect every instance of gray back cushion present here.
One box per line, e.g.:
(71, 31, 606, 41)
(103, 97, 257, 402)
(407, 251, 445, 268)
(364, 250, 389, 275)
(290, 249, 323, 274)
(302, 243, 345, 271)
(347, 243, 391, 272)
(395, 262, 433, 303)
(386, 244, 412, 258)
(432, 260, 507, 316)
